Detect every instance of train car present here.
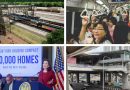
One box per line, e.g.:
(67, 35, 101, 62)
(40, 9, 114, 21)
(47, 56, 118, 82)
(9, 14, 64, 31)
(66, 0, 130, 44)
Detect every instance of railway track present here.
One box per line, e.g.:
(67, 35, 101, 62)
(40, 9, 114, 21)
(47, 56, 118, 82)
(8, 13, 64, 31)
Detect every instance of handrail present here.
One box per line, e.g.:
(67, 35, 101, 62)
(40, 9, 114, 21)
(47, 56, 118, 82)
(97, 7, 105, 15)
(91, 9, 98, 16)
(80, 4, 89, 18)
(121, 9, 127, 15)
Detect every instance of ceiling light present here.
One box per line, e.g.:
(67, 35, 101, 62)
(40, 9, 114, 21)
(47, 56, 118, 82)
(103, 5, 108, 9)
(96, 0, 103, 5)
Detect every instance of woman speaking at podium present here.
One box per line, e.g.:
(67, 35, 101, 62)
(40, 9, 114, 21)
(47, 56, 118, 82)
(38, 60, 56, 90)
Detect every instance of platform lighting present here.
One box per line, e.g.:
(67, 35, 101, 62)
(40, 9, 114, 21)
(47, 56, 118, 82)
(83, 52, 100, 55)
(83, 47, 103, 55)
(96, 0, 103, 5)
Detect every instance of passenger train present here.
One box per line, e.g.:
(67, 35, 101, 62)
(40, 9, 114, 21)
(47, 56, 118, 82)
(9, 13, 64, 31)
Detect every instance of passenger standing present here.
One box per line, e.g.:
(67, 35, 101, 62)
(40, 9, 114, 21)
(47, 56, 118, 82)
(79, 15, 97, 43)
(113, 21, 129, 44)
(108, 17, 117, 43)
(79, 16, 112, 44)
(122, 11, 128, 23)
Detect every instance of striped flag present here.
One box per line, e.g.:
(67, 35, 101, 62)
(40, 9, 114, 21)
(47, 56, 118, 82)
(53, 47, 64, 90)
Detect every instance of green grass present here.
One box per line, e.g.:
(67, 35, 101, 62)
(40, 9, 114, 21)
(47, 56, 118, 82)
(10, 25, 47, 44)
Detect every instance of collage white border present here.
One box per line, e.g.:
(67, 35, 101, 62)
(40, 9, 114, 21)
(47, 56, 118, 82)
(1, 0, 130, 90)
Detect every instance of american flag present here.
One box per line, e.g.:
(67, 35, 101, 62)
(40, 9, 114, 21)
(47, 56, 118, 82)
(53, 47, 64, 90)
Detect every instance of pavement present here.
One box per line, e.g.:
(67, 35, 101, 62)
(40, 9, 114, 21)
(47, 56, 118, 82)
(0, 31, 28, 44)
(34, 11, 64, 24)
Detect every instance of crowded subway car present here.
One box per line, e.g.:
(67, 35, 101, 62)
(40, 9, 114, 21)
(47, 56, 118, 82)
(66, 0, 130, 44)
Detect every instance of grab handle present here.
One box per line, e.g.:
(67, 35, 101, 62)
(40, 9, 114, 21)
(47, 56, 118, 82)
(80, 4, 89, 18)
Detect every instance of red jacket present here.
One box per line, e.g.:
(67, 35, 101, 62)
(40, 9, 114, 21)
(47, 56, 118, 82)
(38, 70, 56, 88)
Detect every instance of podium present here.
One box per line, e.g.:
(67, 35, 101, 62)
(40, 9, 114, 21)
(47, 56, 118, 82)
(13, 80, 52, 90)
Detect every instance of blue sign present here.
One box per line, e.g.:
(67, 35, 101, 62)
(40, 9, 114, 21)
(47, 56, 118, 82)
(0, 46, 42, 77)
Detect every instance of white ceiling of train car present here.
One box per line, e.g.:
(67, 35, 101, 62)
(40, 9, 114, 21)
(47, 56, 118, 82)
(67, 0, 130, 10)
(101, 0, 130, 9)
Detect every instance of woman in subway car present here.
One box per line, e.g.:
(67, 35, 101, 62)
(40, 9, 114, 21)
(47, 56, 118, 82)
(79, 16, 112, 44)
(38, 59, 56, 90)
(107, 17, 117, 43)
(79, 15, 96, 44)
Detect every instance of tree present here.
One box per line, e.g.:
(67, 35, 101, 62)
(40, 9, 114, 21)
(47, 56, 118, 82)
(42, 29, 64, 44)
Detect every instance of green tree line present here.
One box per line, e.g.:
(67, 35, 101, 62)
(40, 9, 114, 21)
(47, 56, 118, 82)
(0, 1, 64, 7)
(15, 2, 64, 7)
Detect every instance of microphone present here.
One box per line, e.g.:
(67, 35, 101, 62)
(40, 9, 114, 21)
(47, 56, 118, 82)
(32, 71, 40, 77)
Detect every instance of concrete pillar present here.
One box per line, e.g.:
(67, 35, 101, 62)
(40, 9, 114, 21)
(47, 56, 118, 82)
(122, 74, 130, 89)
(122, 62, 130, 89)
(100, 72, 106, 87)
(76, 73, 79, 83)
(115, 73, 118, 83)
(87, 73, 90, 84)
(71, 73, 73, 82)
(105, 73, 107, 82)
(104, 72, 105, 85)
(86, 74, 87, 83)
(108, 73, 111, 82)
(100, 72, 103, 84)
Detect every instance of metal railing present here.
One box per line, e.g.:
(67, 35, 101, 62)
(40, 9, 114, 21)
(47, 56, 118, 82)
(104, 86, 122, 90)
